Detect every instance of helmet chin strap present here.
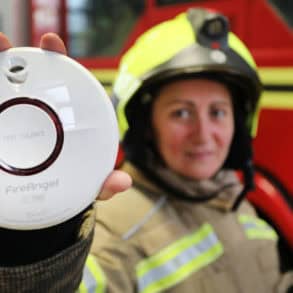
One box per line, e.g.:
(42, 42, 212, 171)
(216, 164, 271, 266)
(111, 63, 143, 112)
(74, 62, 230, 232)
(232, 160, 255, 210)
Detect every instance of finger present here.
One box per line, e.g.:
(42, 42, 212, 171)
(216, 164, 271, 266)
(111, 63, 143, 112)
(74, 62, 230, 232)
(39, 33, 67, 55)
(98, 170, 132, 201)
(0, 32, 12, 51)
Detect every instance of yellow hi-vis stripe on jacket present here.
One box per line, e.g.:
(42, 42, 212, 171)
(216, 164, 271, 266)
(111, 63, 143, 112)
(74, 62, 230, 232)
(238, 214, 278, 240)
(78, 255, 106, 293)
(136, 223, 223, 293)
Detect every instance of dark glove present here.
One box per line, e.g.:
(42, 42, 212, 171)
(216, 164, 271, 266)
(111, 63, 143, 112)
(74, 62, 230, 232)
(0, 205, 91, 266)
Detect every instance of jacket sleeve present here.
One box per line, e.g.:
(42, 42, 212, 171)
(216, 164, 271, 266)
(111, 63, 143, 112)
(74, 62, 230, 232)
(0, 206, 95, 293)
(0, 230, 93, 293)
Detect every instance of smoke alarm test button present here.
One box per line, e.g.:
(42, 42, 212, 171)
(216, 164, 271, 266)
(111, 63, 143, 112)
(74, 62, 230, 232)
(0, 98, 64, 175)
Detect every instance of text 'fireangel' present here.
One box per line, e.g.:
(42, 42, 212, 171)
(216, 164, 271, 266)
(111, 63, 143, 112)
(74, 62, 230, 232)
(5, 179, 59, 194)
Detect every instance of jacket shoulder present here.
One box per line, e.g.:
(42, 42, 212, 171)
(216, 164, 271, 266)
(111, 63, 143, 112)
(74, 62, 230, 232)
(95, 186, 160, 236)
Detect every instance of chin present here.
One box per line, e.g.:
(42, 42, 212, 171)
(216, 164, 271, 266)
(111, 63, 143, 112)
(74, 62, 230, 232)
(182, 167, 219, 181)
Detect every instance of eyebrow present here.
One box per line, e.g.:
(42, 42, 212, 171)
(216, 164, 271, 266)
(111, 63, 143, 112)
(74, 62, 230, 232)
(211, 100, 232, 106)
(162, 98, 194, 106)
(162, 98, 232, 107)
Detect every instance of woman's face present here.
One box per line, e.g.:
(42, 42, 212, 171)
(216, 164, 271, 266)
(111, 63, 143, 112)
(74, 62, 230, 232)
(151, 79, 234, 180)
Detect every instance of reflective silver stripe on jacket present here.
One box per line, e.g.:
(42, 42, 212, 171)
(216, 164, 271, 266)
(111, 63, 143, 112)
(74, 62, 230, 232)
(78, 255, 106, 293)
(238, 214, 278, 240)
(136, 223, 223, 293)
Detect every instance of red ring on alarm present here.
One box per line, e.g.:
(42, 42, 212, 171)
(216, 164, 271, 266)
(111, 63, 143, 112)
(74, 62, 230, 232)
(0, 97, 64, 176)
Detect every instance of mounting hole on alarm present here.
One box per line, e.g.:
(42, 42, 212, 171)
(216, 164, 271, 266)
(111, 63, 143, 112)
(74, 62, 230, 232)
(10, 65, 25, 73)
(5, 56, 28, 84)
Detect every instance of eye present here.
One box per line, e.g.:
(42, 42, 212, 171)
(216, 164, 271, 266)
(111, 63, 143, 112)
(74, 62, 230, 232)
(210, 108, 227, 119)
(171, 108, 192, 120)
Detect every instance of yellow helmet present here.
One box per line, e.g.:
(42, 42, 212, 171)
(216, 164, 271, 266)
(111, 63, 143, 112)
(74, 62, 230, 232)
(112, 8, 262, 205)
(113, 8, 261, 141)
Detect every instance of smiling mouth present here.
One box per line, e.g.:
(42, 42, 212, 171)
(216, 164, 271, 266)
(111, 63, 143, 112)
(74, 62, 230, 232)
(185, 151, 213, 159)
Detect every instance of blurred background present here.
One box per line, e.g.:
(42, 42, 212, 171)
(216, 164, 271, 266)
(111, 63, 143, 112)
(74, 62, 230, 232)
(0, 0, 292, 218)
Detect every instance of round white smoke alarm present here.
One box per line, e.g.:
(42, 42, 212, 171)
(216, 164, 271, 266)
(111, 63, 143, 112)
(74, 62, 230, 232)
(0, 47, 118, 230)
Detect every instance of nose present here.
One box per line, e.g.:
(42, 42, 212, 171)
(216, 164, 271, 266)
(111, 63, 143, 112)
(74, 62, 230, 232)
(190, 112, 211, 144)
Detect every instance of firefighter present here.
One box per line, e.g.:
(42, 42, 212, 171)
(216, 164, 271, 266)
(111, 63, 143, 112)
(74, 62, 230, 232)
(87, 8, 293, 293)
